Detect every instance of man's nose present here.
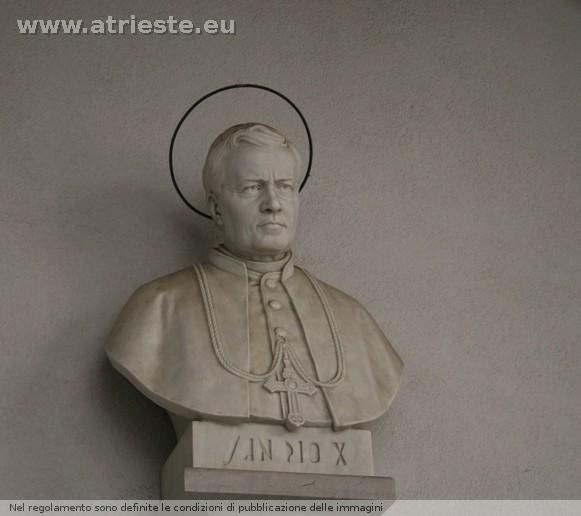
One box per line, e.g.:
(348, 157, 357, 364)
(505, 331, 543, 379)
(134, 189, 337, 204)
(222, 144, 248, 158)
(260, 185, 282, 213)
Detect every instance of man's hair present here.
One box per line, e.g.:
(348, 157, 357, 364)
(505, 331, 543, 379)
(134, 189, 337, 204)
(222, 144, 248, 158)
(202, 123, 302, 198)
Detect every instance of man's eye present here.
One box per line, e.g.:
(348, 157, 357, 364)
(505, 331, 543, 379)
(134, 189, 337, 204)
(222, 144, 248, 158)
(243, 184, 262, 192)
(278, 183, 294, 191)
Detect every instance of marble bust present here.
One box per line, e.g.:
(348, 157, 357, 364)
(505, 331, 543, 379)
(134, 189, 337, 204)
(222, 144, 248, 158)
(106, 123, 403, 441)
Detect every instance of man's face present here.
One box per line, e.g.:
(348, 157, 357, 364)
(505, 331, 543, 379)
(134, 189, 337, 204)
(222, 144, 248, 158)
(212, 145, 299, 260)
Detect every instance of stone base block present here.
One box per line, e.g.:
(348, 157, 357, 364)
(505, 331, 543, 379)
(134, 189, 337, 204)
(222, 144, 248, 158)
(161, 421, 395, 501)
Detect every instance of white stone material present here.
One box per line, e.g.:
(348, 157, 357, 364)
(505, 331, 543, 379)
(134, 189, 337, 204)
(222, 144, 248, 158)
(161, 421, 391, 500)
(183, 421, 374, 475)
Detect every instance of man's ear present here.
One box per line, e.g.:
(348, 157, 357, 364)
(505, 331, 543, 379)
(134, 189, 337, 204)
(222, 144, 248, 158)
(208, 194, 223, 227)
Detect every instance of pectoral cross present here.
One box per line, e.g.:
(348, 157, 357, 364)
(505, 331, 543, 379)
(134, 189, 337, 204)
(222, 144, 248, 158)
(264, 350, 317, 430)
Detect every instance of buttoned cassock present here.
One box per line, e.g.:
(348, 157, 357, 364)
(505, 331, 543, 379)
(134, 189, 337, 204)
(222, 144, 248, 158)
(106, 248, 403, 431)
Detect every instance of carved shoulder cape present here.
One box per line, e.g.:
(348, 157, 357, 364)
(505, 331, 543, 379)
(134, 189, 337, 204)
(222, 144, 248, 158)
(106, 259, 403, 429)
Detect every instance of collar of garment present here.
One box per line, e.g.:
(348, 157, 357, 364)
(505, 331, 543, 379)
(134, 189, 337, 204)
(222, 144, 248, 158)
(208, 246, 295, 281)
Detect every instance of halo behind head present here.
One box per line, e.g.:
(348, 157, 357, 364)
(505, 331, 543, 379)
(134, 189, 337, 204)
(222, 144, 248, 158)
(202, 123, 302, 199)
(169, 84, 313, 219)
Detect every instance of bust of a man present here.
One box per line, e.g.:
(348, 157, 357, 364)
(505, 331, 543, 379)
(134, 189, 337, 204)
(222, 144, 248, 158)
(106, 123, 403, 438)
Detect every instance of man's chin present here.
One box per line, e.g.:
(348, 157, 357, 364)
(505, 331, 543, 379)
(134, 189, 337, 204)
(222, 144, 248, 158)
(252, 238, 292, 257)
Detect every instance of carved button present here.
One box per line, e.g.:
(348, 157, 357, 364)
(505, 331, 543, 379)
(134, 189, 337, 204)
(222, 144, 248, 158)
(265, 278, 277, 289)
(274, 327, 288, 337)
(268, 300, 282, 310)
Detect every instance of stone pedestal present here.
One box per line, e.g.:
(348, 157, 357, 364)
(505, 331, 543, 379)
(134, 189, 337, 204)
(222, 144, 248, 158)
(161, 421, 395, 500)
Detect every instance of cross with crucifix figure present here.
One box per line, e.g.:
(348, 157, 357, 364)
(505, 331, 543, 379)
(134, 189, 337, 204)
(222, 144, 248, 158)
(264, 350, 317, 430)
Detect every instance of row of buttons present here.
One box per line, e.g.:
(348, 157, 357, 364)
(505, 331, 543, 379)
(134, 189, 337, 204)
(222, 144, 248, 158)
(264, 276, 287, 341)
(265, 277, 281, 311)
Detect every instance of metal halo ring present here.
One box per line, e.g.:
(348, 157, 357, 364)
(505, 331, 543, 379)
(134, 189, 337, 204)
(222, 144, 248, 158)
(169, 83, 313, 219)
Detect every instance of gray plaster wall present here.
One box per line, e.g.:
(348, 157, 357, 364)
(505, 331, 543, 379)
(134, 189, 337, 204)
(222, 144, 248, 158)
(1, 0, 580, 500)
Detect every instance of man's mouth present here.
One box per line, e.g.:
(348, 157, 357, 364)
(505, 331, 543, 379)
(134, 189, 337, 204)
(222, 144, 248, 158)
(259, 222, 286, 227)
(259, 222, 286, 229)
